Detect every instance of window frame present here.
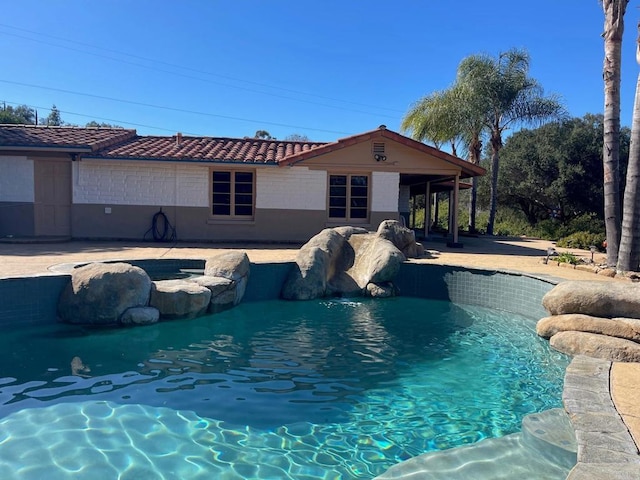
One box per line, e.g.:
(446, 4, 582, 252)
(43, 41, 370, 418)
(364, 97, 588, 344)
(209, 168, 255, 221)
(327, 172, 370, 223)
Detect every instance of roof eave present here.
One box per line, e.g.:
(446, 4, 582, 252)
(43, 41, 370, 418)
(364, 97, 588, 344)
(81, 155, 279, 166)
(278, 127, 487, 177)
(0, 145, 93, 153)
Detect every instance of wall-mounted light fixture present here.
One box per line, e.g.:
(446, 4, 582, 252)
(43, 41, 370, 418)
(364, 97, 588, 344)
(374, 154, 387, 162)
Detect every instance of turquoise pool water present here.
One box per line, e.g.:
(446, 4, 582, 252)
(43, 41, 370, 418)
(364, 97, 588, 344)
(0, 297, 569, 479)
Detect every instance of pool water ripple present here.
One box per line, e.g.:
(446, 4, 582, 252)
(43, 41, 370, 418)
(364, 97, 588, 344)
(0, 297, 569, 478)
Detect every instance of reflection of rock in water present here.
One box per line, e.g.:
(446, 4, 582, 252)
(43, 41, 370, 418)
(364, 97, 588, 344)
(71, 356, 91, 377)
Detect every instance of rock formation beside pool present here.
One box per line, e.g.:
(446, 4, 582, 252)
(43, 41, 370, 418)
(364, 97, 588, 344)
(538, 281, 640, 362)
(57, 252, 251, 326)
(282, 220, 423, 300)
(150, 280, 211, 319)
(58, 262, 152, 326)
(203, 251, 250, 307)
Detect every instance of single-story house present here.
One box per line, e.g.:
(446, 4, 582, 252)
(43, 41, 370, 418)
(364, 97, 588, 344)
(0, 124, 485, 244)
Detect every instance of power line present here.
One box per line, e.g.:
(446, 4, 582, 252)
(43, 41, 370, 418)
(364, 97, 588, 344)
(0, 25, 403, 118)
(0, 82, 354, 135)
(2, 100, 206, 135)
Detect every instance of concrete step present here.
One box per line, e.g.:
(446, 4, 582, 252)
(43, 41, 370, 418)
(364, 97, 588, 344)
(375, 409, 577, 480)
(521, 408, 577, 470)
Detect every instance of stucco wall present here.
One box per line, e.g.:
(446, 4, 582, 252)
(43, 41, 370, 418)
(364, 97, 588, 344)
(371, 172, 399, 212)
(0, 156, 34, 202)
(256, 167, 326, 210)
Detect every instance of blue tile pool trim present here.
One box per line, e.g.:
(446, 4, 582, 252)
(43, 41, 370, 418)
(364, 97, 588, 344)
(0, 275, 69, 327)
(0, 261, 558, 326)
(396, 263, 558, 320)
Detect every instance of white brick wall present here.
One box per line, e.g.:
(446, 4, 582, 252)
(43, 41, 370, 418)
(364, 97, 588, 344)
(74, 161, 208, 207)
(256, 167, 326, 210)
(0, 156, 34, 202)
(72, 161, 399, 214)
(175, 165, 208, 207)
(371, 172, 399, 212)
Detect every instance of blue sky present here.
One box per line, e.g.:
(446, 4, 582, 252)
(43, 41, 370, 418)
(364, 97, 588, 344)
(1, 1, 637, 142)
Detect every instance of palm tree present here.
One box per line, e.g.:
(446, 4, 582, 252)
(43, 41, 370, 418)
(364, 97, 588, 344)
(457, 49, 565, 235)
(402, 88, 465, 156)
(602, 0, 629, 266)
(402, 84, 485, 231)
(617, 21, 640, 273)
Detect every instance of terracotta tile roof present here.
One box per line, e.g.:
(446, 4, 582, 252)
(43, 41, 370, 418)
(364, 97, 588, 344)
(0, 125, 486, 178)
(88, 135, 327, 164)
(0, 125, 137, 151)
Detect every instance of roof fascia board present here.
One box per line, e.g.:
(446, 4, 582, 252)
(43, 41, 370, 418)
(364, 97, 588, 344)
(278, 128, 486, 177)
(0, 146, 93, 153)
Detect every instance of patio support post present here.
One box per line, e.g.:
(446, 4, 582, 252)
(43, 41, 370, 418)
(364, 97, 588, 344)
(424, 182, 431, 238)
(448, 191, 454, 237)
(433, 191, 439, 229)
(452, 174, 460, 245)
(411, 194, 416, 229)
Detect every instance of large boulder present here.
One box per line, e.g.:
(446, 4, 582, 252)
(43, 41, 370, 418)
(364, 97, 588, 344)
(542, 281, 640, 318)
(58, 262, 152, 325)
(377, 219, 423, 258)
(347, 234, 404, 288)
(120, 306, 160, 326)
(189, 276, 236, 312)
(537, 314, 640, 342)
(282, 246, 330, 300)
(150, 280, 211, 320)
(282, 229, 355, 300)
(282, 223, 407, 300)
(550, 331, 640, 362)
(204, 251, 250, 304)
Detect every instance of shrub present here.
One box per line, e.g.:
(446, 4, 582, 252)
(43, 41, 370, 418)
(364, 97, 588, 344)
(556, 231, 606, 251)
(556, 252, 579, 265)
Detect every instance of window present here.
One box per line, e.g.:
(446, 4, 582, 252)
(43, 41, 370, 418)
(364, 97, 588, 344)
(211, 170, 254, 219)
(328, 174, 369, 221)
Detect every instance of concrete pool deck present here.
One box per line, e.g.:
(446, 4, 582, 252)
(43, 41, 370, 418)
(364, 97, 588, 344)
(0, 234, 638, 475)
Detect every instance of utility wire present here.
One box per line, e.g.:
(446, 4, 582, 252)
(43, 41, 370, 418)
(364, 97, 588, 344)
(0, 26, 402, 118)
(0, 82, 354, 135)
(1, 100, 209, 135)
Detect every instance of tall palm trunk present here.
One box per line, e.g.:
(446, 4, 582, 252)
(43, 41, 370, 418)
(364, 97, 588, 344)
(487, 133, 502, 235)
(617, 23, 640, 272)
(467, 136, 482, 233)
(602, 0, 628, 265)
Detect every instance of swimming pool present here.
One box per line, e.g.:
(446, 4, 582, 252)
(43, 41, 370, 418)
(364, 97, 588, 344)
(0, 296, 568, 479)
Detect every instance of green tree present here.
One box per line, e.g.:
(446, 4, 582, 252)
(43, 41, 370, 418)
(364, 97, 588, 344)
(254, 130, 274, 139)
(601, 0, 629, 266)
(85, 121, 122, 128)
(457, 49, 565, 235)
(617, 21, 640, 272)
(401, 84, 486, 231)
(499, 114, 629, 226)
(43, 104, 63, 126)
(284, 133, 310, 142)
(0, 104, 36, 124)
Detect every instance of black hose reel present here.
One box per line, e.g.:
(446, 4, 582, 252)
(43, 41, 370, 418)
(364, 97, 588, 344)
(144, 208, 177, 242)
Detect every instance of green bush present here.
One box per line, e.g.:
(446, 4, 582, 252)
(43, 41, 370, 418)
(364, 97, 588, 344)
(555, 252, 579, 265)
(566, 213, 605, 235)
(556, 231, 606, 251)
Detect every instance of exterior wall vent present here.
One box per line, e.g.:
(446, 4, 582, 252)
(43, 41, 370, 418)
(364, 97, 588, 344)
(372, 142, 385, 154)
